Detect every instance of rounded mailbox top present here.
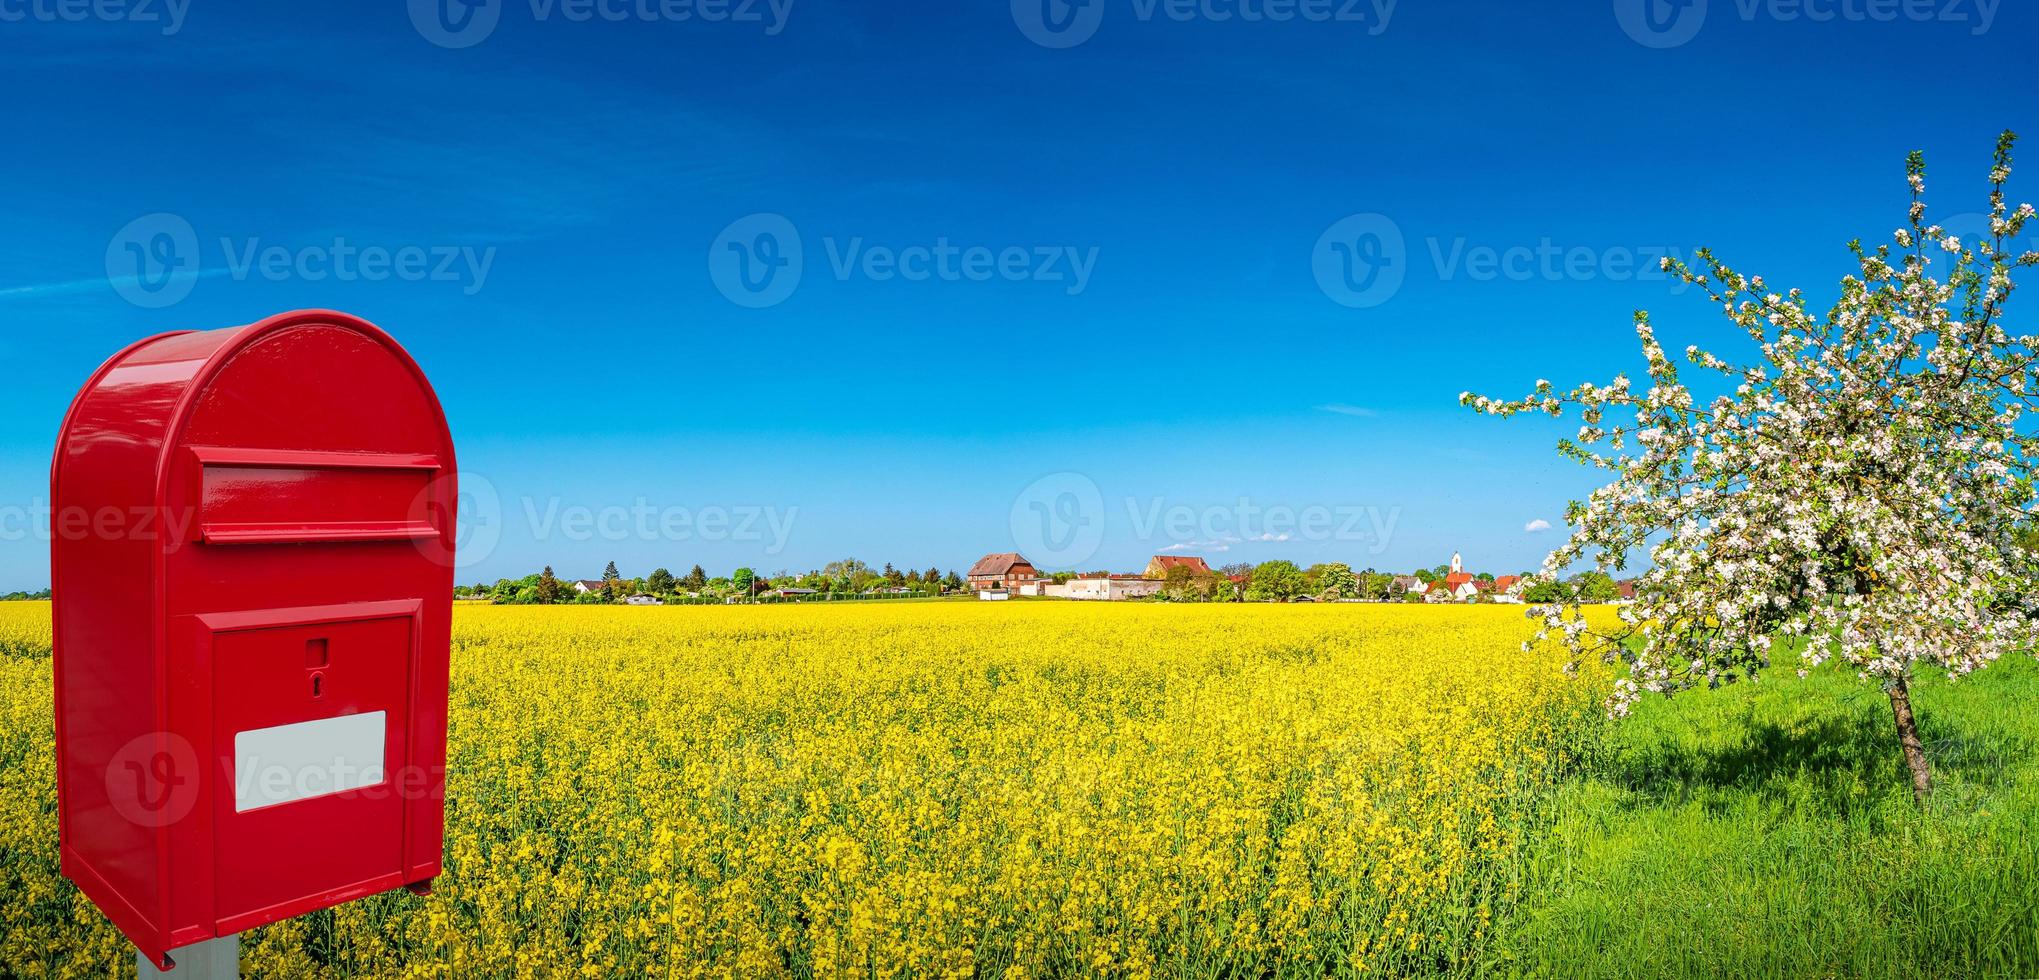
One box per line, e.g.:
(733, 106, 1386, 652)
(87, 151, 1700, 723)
(53, 309, 457, 514)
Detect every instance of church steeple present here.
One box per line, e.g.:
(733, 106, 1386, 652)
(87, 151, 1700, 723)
(1450, 551, 1463, 574)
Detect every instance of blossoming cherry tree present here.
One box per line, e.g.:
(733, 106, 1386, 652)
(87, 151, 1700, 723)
(1468, 132, 2039, 804)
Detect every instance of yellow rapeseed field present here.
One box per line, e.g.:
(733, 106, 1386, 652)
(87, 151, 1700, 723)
(0, 601, 1608, 978)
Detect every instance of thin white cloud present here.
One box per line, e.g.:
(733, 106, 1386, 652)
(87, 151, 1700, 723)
(0, 269, 228, 302)
(0, 277, 106, 299)
(1159, 539, 1238, 553)
(1524, 519, 1553, 533)
(1318, 404, 1379, 418)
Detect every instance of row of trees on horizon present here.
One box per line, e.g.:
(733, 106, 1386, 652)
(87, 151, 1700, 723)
(458, 560, 965, 605)
(457, 560, 1631, 605)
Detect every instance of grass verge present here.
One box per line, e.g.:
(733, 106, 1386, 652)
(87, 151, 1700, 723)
(1494, 655, 2039, 978)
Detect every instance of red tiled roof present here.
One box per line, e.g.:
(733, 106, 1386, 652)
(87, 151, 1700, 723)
(1444, 572, 1474, 589)
(1150, 555, 1211, 573)
(968, 553, 1031, 577)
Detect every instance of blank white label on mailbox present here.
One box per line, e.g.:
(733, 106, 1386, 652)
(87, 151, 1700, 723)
(233, 711, 387, 813)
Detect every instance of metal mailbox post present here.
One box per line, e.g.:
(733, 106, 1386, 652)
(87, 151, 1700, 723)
(50, 310, 457, 971)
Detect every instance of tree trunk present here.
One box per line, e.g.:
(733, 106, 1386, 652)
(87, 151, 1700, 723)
(1887, 674, 1933, 806)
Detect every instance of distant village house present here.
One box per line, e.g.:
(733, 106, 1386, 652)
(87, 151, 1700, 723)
(1144, 555, 1212, 579)
(968, 553, 1040, 595)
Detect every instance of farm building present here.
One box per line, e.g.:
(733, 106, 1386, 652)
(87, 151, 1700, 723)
(967, 553, 1040, 593)
(1145, 555, 1212, 578)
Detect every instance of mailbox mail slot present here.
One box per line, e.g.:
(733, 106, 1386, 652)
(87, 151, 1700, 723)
(50, 311, 456, 969)
(196, 449, 441, 545)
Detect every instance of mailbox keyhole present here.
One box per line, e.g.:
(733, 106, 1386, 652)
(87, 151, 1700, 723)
(307, 639, 329, 699)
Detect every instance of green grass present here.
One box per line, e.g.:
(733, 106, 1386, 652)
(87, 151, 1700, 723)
(1494, 656, 2039, 979)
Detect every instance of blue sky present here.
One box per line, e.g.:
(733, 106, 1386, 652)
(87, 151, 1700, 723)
(0, 0, 2032, 590)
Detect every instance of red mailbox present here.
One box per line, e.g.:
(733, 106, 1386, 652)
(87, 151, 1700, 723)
(50, 310, 456, 969)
